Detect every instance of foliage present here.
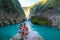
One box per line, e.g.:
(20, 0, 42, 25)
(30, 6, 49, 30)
(0, 0, 25, 16)
(30, 0, 56, 15)
(31, 16, 52, 26)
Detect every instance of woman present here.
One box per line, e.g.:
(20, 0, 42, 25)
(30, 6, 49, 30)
(24, 26, 29, 36)
(19, 23, 29, 39)
(19, 27, 24, 40)
(23, 23, 29, 39)
(19, 24, 25, 38)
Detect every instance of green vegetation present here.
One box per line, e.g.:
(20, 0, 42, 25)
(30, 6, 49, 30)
(30, 0, 56, 15)
(0, 0, 25, 15)
(11, 0, 24, 16)
(31, 16, 52, 26)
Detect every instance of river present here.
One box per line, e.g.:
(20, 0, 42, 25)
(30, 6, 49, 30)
(0, 20, 60, 40)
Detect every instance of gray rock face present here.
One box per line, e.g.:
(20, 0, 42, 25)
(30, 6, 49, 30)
(48, 15, 60, 28)
(10, 31, 44, 40)
(30, 0, 60, 28)
(0, 0, 25, 26)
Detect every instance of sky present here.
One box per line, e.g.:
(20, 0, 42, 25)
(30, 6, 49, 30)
(18, 0, 42, 7)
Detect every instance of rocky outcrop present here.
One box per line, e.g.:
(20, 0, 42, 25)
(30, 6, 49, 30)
(30, 0, 60, 28)
(10, 31, 44, 40)
(0, 0, 25, 26)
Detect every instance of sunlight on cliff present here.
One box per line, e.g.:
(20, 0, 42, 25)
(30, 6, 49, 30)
(42, 0, 47, 4)
(24, 8, 30, 19)
(24, 0, 47, 19)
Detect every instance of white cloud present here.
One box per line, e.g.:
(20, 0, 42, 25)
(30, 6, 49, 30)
(18, 0, 42, 7)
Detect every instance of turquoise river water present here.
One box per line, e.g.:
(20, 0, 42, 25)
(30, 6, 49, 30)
(0, 20, 60, 40)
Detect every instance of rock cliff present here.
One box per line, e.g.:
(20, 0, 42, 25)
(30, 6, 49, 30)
(30, 0, 60, 28)
(0, 0, 25, 26)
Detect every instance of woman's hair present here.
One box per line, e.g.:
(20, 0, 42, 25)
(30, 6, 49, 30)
(20, 28, 21, 29)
